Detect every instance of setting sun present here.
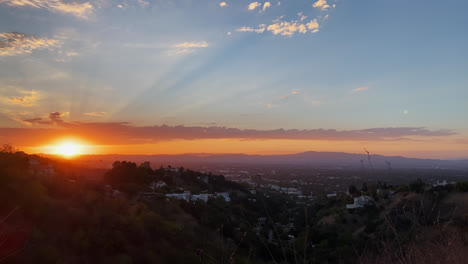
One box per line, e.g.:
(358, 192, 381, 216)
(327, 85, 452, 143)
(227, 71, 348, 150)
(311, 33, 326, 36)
(55, 142, 82, 157)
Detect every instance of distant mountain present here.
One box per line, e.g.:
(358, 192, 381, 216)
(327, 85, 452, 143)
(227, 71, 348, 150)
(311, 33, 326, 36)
(65, 151, 468, 170)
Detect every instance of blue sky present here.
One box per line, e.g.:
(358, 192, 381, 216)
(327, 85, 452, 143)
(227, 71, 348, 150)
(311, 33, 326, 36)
(1, 0, 467, 157)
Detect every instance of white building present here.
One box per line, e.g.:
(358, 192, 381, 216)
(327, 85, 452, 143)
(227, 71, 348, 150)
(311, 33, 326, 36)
(166, 191, 191, 201)
(150, 180, 167, 191)
(215, 192, 231, 202)
(346, 196, 373, 209)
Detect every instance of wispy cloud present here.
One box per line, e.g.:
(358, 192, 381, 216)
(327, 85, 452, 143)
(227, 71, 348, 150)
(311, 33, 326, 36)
(313, 0, 330, 11)
(174, 42, 209, 48)
(169, 41, 209, 56)
(236, 25, 266, 33)
(351, 86, 370, 93)
(84, 112, 106, 117)
(3, 119, 458, 145)
(262, 2, 271, 12)
(219, 2, 227, 7)
(0, 32, 61, 56)
(22, 111, 68, 125)
(1, 0, 93, 19)
(248, 2, 261, 10)
(298, 12, 307, 22)
(1, 90, 39, 107)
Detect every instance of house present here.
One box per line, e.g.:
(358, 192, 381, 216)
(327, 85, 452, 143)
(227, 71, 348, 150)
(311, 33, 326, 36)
(29, 159, 55, 177)
(346, 195, 373, 209)
(150, 180, 167, 191)
(215, 192, 231, 202)
(191, 193, 211, 202)
(433, 180, 448, 187)
(166, 191, 191, 201)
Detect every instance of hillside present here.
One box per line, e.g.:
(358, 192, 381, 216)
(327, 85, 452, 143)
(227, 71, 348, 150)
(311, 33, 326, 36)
(2, 151, 468, 263)
(64, 151, 468, 169)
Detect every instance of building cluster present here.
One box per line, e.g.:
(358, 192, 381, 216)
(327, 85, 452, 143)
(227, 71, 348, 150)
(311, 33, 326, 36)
(166, 191, 231, 202)
(346, 196, 373, 209)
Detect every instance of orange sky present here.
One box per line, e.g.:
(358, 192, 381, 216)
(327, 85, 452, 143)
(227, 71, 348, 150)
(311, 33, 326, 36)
(2, 119, 467, 159)
(20, 137, 468, 159)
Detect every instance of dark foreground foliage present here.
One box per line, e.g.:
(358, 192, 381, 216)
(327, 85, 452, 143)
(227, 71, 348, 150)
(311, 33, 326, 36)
(1, 150, 468, 264)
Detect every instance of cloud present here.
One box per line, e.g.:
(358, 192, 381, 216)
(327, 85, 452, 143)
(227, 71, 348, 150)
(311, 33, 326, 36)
(1, 0, 93, 19)
(84, 112, 106, 117)
(291, 91, 300, 94)
(22, 111, 67, 125)
(236, 16, 319, 36)
(267, 18, 317, 36)
(248, 2, 261, 10)
(306, 19, 319, 33)
(168, 41, 209, 56)
(236, 25, 266, 33)
(298, 12, 307, 21)
(351, 86, 369, 93)
(2, 122, 457, 146)
(313, 0, 330, 11)
(0, 32, 61, 56)
(1, 90, 39, 107)
(237, 17, 319, 36)
(174, 42, 209, 48)
(262, 2, 271, 11)
(136, 0, 149, 7)
(219, 2, 227, 7)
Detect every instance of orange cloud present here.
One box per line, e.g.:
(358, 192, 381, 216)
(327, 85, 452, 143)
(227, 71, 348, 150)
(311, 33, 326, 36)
(248, 2, 261, 10)
(1, 0, 93, 19)
(2, 90, 39, 107)
(313, 0, 330, 11)
(0, 32, 60, 56)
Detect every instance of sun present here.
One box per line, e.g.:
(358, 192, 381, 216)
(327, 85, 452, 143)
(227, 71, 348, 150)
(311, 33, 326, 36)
(56, 143, 81, 157)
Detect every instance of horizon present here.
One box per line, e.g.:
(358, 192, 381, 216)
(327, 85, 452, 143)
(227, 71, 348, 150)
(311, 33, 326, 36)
(1, 0, 468, 159)
(34, 150, 468, 161)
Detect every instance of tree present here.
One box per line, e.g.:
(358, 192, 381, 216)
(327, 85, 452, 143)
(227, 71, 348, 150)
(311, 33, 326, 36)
(0, 144, 17, 153)
(348, 185, 359, 196)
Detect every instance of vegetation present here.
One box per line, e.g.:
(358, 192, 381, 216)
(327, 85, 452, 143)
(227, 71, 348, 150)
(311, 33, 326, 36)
(1, 149, 468, 263)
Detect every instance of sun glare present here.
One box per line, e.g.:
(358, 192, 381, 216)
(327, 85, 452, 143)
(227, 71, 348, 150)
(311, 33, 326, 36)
(56, 143, 81, 157)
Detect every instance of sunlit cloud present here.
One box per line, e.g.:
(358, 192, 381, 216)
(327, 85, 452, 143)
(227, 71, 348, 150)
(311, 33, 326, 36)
(267, 18, 317, 36)
(2, 120, 458, 146)
(1, 90, 39, 107)
(291, 91, 300, 94)
(351, 86, 370, 93)
(237, 17, 319, 36)
(168, 41, 209, 56)
(219, 2, 227, 7)
(236, 25, 266, 33)
(248, 2, 261, 10)
(313, 0, 330, 11)
(174, 42, 209, 48)
(84, 112, 106, 117)
(0, 32, 61, 56)
(1, 0, 93, 19)
(22, 111, 68, 125)
(262, 2, 271, 12)
(298, 12, 307, 22)
(306, 19, 319, 32)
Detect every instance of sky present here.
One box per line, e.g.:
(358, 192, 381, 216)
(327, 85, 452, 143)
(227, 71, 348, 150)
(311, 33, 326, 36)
(0, 0, 467, 158)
